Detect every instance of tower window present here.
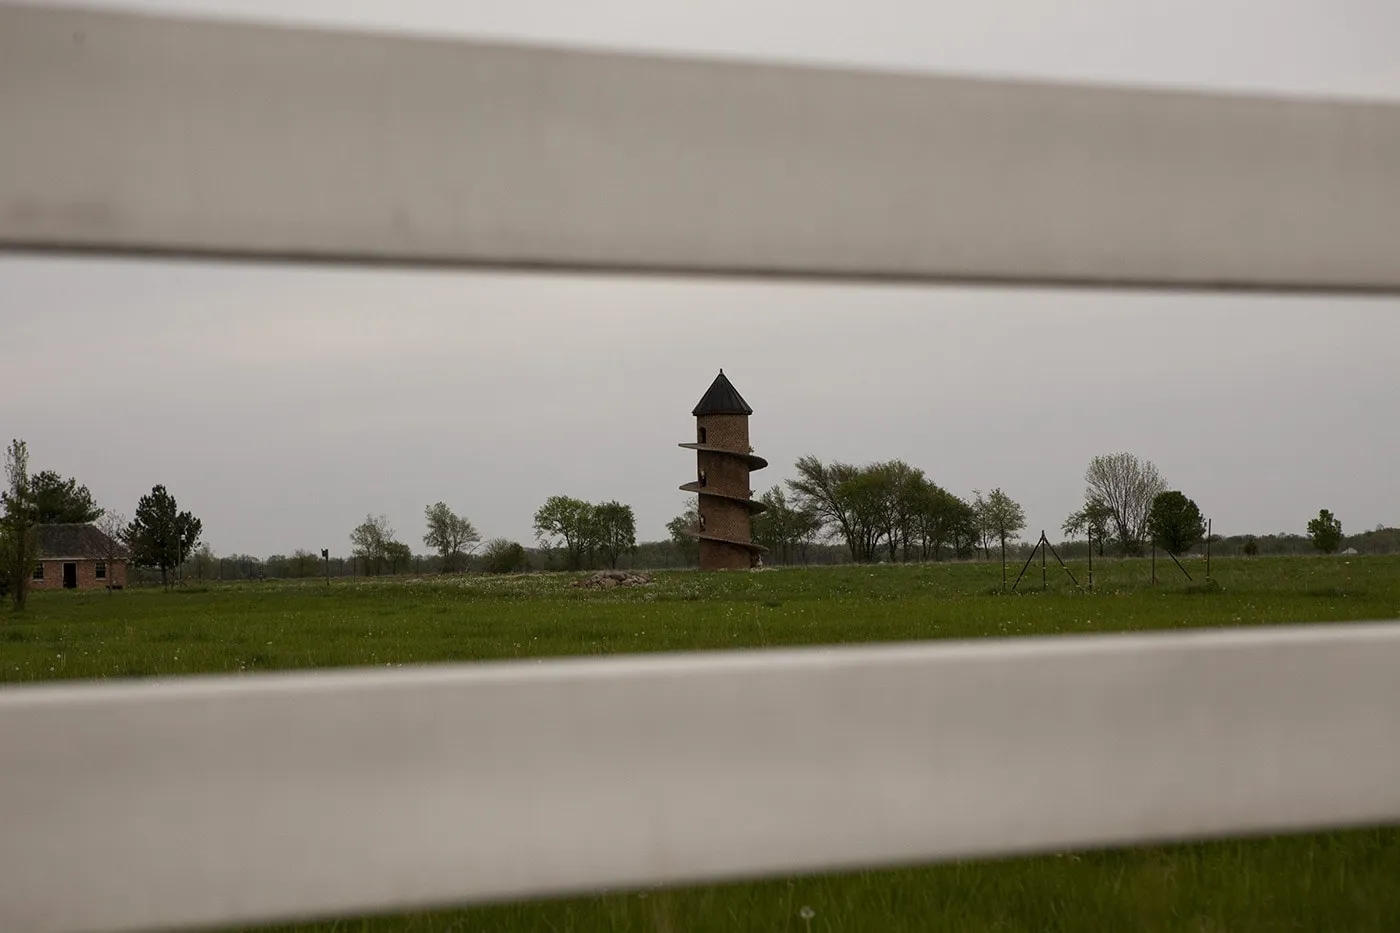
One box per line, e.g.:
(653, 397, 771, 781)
(698, 470, 707, 487)
(697, 426, 707, 444)
(698, 514, 706, 531)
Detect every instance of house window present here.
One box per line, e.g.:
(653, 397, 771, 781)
(96, 561, 107, 580)
(697, 426, 707, 444)
(32, 563, 43, 581)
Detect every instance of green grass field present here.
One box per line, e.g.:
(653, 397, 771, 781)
(4, 555, 1398, 931)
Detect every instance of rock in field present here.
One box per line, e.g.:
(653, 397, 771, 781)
(572, 570, 654, 589)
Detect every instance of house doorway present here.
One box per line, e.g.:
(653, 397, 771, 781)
(63, 562, 78, 589)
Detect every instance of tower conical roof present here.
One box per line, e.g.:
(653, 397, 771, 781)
(692, 370, 753, 416)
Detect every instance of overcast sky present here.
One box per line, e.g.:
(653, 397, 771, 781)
(3, 1, 1398, 556)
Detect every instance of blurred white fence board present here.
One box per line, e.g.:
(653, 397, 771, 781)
(3, 2, 1400, 291)
(3, 622, 1399, 933)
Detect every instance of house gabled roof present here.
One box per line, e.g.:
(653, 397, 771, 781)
(36, 523, 128, 560)
(692, 370, 753, 416)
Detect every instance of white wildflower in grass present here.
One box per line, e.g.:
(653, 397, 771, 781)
(799, 905, 816, 931)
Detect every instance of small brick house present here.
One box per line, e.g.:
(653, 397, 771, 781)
(32, 524, 129, 591)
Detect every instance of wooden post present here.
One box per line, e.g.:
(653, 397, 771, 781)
(1206, 519, 1212, 581)
(1041, 532, 1047, 592)
(1087, 530, 1094, 592)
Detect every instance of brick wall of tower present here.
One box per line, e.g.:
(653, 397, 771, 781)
(695, 451, 753, 496)
(695, 414, 750, 452)
(699, 539, 752, 570)
(698, 496, 752, 545)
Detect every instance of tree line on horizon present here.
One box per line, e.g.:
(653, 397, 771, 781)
(341, 495, 642, 578)
(2, 436, 1392, 605)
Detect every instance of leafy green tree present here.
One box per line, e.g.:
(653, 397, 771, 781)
(1146, 490, 1206, 555)
(908, 480, 974, 561)
(1306, 509, 1344, 554)
(837, 467, 892, 563)
(125, 485, 203, 588)
(665, 497, 700, 566)
(977, 488, 1027, 560)
(752, 486, 822, 565)
(289, 548, 321, 579)
(593, 501, 637, 569)
(866, 460, 925, 562)
(970, 490, 991, 559)
(789, 458, 911, 564)
(533, 495, 598, 570)
(29, 470, 102, 524)
(481, 538, 529, 574)
(191, 543, 217, 582)
(423, 502, 481, 573)
(1241, 535, 1259, 557)
(790, 457, 982, 564)
(349, 513, 395, 575)
(787, 456, 865, 562)
(383, 540, 414, 574)
(2, 440, 41, 611)
(1081, 453, 1167, 556)
(1062, 497, 1114, 556)
(224, 553, 264, 580)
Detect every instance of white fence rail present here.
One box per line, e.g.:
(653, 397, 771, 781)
(3, 4, 1400, 933)
(4, 2, 1400, 291)
(4, 624, 1400, 933)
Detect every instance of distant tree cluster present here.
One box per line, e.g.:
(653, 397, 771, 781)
(481, 538, 529, 574)
(785, 456, 995, 563)
(1058, 454, 1361, 561)
(349, 514, 412, 576)
(751, 486, 823, 565)
(533, 496, 637, 570)
(1061, 453, 1169, 557)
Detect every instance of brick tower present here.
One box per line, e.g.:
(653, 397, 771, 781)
(679, 370, 768, 570)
